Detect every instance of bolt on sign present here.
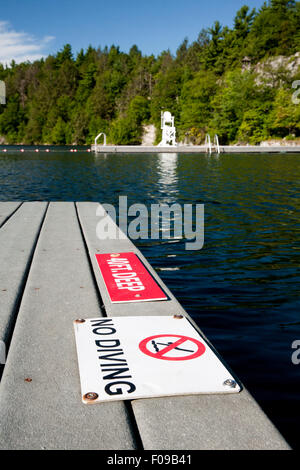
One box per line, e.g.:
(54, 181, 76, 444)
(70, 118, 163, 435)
(73, 316, 241, 404)
(95, 252, 168, 303)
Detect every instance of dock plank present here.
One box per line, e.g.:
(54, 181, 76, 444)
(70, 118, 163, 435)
(0, 202, 137, 450)
(77, 202, 290, 450)
(0, 202, 22, 228)
(132, 393, 290, 450)
(0, 202, 47, 350)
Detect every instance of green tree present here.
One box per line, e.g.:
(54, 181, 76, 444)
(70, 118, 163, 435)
(268, 87, 300, 137)
(51, 117, 67, 144)
(179, 70, 218, 142)
(1, 1, 299, 146)
(237, 109, 269, 143)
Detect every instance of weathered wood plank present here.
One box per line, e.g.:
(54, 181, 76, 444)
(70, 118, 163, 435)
(0, 202, 137, 450)
(76, 202, 290, 450)
(132, 393, 290, 450)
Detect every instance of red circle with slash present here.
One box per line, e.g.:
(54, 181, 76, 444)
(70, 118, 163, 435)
(139, 334, 206, 361)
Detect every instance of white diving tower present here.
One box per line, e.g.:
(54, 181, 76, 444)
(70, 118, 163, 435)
(158, 111, 177, 147)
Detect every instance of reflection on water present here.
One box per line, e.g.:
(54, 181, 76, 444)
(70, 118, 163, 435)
(157, 153, 178, 201)
(0, 148, 300, 448)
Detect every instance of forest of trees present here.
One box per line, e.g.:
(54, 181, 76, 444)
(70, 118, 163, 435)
(0, 0, 299, 145)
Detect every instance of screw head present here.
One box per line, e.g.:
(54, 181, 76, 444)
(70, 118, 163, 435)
(110, 253, 120, 257)
(173, 314, 184, 319)
(223, 379, 237, 388)
(75, 319, 86, 324)
(83, 392, 99, 401)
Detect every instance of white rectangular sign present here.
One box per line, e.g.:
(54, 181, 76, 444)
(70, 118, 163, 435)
(74, 315, 241, 404)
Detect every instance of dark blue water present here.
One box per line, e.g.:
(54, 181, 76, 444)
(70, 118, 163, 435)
(0, 148, 300, 448)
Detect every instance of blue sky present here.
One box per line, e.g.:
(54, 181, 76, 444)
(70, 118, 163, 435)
(0, 0, 265, 63)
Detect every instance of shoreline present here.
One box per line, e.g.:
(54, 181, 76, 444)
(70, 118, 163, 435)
(1, 144, 300, 154)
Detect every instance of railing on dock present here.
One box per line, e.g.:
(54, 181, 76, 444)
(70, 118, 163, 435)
(214, 134, 220, 154)
(94, 132, 106, 151)
(205, 134, 220, 154)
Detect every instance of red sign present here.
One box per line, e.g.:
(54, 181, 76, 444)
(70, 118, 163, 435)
(139, 334, 206, 361)
(95, 252, 168, 303)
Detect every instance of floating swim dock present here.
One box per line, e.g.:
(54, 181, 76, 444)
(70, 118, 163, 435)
(91, 144, 300, 153)
(0, 202, 291, 450)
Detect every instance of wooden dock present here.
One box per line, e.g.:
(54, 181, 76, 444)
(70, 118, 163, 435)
(0, 202, 290, 450)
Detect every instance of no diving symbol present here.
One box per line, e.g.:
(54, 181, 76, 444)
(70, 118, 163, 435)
(139, 334, 206, 361)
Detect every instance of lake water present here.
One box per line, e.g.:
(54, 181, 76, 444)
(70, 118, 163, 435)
(0, 147, 299, 448)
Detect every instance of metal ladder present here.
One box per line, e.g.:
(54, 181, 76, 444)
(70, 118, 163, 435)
(94, 132, 107, 152)
(205, 134, 220, 154)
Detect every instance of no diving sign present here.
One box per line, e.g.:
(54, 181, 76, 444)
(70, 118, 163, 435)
(74, 315, 241, 404)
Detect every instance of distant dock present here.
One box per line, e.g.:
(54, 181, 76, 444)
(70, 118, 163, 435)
(91, 144, 300, 153)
